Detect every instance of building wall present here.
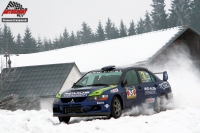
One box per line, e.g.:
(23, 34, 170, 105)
(40, 97, 54, 111)
(40, 65, 82, 111)
(148, 29, 200, 70)
(175, 29, 200, 60)
(59, 65, 82, 93)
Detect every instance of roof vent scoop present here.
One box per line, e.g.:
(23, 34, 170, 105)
(101, 65, 115, 71)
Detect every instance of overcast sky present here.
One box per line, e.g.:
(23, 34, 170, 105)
(0, 0, 171, 40)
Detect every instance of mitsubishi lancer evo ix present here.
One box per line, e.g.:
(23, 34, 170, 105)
(53, 65, 173, 123)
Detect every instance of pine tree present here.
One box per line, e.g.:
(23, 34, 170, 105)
(136, 18, 145, 34)
(2, 24, 9, 53)
(96, 21, 105, 41)
(15, 34, 23, 54)
(76, 31, 81, 45)
(58, 34, 64, 48)
(36, 36, 43, 52)
(177, 0, 191, 26)
(128, 20, 136, 36)
(168, 0, 178, 28)
(7, 27, 15, 54)
(0, 25, 3, 54)
(191, 0, 200, 32)
(110, 23, 119, 39)
(22, 27, 37, 54)
(151, 0, 168, 30)
(69, 31, 77, 46)
(144, 11, 153, 32)
(80, 22, 94, 44)
(119, 20, 127, 38)
(32, 38, 37, 52)
(43, 38, 51, 51)
(168, 0, 191, 27)
(2, 24, 15, 54)
(53, 37, 59, 49)
(62, 28, 69, 47)
(48, 39, 53, 50)
(105, 18, 113, 40)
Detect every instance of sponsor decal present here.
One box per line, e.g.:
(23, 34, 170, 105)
(159, 81, 170, 90)
(126, 86, 136, 99)
(146, 98, 155, 103)
(110, 88, 119, 93)
(97, 102, 104, 104)
(144, 87, 157, 95)
(64, 91, 89, 97)
(89, 85, 117, 96)
(104, 104, 109, 108)
(2, 1, 28, 22)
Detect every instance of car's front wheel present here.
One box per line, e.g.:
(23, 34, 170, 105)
(110, 96, 122, 118)
(58, 116, 70, 124)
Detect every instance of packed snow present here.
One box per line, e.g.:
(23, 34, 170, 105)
(1, 29, 200, 133)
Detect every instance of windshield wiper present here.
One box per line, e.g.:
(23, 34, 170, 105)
(87, 84, 109, 86)
(73, 84, 85, 88)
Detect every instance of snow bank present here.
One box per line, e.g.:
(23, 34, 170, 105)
(0, 108, 200, 133)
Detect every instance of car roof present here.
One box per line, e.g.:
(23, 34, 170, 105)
(91, 65, 148, 72)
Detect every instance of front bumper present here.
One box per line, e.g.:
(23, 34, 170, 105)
(53, 100, 111, 117)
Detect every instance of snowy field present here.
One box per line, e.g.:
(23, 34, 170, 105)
(1, 46, 200, 133)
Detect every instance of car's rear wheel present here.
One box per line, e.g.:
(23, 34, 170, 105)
(160, 95, 168, 111)
(111, 96, 122, 118)
(154, 97, 161, 113)
(58, 116, 70, 124)
(154, 95, 167, 113)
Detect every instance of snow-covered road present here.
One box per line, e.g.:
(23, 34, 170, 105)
(0, 106, 200, 133)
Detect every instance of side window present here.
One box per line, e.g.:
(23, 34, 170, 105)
(138, 70, 153, 83)
(124, 70, 139, 85)
(150, 74, 156, 82)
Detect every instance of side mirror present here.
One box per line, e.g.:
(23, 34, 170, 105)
(121, 79, 127, 87)
(163, 71, 168, 81)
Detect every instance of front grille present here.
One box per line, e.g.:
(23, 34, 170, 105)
(61, 97, 87, 103)
(53, 107, 60, 113)
(64, 106, 82, 113)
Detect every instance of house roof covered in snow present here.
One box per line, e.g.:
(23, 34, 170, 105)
(4, 26, 200, 72)
(0, 63, 76, 99)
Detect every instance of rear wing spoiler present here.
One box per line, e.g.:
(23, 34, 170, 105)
(153, 71, 168, 81)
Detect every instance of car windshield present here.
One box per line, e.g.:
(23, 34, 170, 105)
(74, 70, 122, 87)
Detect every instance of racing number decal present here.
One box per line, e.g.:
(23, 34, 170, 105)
(126, 86, 136, 99)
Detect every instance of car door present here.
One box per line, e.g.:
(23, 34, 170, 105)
(136, 69, 158, 104)
(123, 69, 144, 108)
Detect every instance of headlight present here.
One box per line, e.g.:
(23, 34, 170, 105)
(53, 98, 61, 103)
(88, 95, 108, 101)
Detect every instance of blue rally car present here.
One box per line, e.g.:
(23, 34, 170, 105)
(53, 65, 173, 123)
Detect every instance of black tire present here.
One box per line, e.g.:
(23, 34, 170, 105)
(154, 97, 161, 113)
(110, 96, 122, 118)
(154, 95, 167, 113)
(160, 95, 167, 111)
(58, 116, 70, 124)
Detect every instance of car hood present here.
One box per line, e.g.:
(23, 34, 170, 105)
(61, 85, 117, 98)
